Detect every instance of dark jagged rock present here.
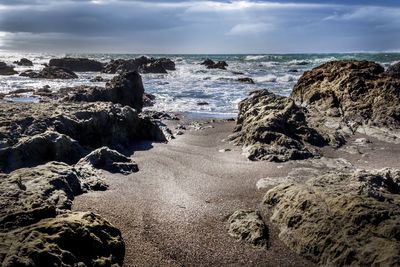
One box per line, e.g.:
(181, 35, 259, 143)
(66, 71, 145, 112)
(0, 62, 17, 75)
(237, 77, 255, 84)
(263, 168, 400, 266)
(197, 101, 209, 106)
(20, 66, 78, 79)
(201, 59, 215, 66)
(103, 56, 175, 74)
(143, 92, 156, 107)
(13, 58, 33, 66)
(139, 61, 167, 74)
(49, 57, 103, 72)
(157, 58, 176, 71)
(201, 59, 228, 70)
(386, 61, 400, 78)
(291, 60, 400, 129)
(77, 147, 138, 174)
(0, 212, 125, 267)
(230, 90, 339, 162)
(227, 210, 268, 248)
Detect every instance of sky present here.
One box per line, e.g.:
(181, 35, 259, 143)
(0, 0, 399, 54)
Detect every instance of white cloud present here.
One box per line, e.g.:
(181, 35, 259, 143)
(227, 22, 274, 35)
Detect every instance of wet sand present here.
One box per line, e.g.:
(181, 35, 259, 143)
(72, 119, 400, 266)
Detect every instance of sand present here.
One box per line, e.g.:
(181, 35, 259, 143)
(72, 119, 400, 266)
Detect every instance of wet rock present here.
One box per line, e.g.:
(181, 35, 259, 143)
(230, 90, 333, 162)
(386, 61, 400, 78)
(157, 58, 176, 71)
(7, 89, 34, 95)
(0, 211, 124, 267)
(0, 62, 17, 75)
(143, 92, 156, 107)
(141, 110, 180, 120)
(197, 101, 209, 106)
(139, 61, 167, 74)
(227, 210, 268, 248)
(103, 56, 175, 74)
(90, 76, 106, 82)
(67, 71, 145, 112)
(77, 147, 138, 174)
(20, 66, 78, 79)
(201, 59, 215, 66)
(34, 86, 53, 97)
(49, 57, 103, 72)
(291, 60, 400, 129)
(263, 168, 400, 266)
(288, 69, 298, 73)
(237, 77, 255, 84)
(201, 59, 228, 70)
(13, 58, 33, 66)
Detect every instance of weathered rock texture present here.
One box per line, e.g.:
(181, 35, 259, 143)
(103, 56, 175, 74)
(66, 71, 145, 112)
(227, 210, 268, 248)
(0, 102, 165, 172)
(20, 66, 78, 79)
(201, 59, 228, 70)
(386, 61, 400, 78)
(263, 168, 400, 266)
(49, 57, 104, 72)
(291, 60, 400, 129)
(230, 90, 342, 162)
(13, 58, 33, 66)
(0, 62, 17, 75)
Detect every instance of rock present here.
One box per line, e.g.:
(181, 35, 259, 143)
(139, 61, 167, 74)
(0, 102, 166, 170)
(34, 86, 52, 97)
(288, 69, 298, 73)
(90, 76, 106, 82)
(13, 58, 33, 66)
(20, 66, 78, 79)
(386, 61, 400, 78)
(143, 92, 156, 107)
(291, 60, 400, 129)
(103, 56, 175, 74)
(232, 71, 245, 75)
(201, 59, 228, 70)
(49, 57, 103, 72)
(0, 211, 124, 267)
(0, 62, 17, 75)
(7, 88, 34, 95)
(67, 71, 145, 112)
(197, 101, 209, 106)
(227, 210, 268, 248)
(230, 90, 335, 162)
(141, 110, 180, 121)
(77, 147, 138, 174)
(201, 59, 215, 66)
(157, 58, 176, 71)
(263, 168, 400, 266)
(237, 77, 255, 84)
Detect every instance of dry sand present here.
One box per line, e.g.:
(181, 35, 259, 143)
(72, 119, 400, 266)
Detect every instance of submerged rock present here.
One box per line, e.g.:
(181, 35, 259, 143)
(227, 210, 268, 248)
(13, 58, 33, 66)
(237, 77, 255, 84)
(66, 71, 145, 112)
(0, 62, 17, 75)
(49, 57, 103, 72)
(0, 211, 124, 267)
(20, 66, 78, 79)
(263, 168, 400, 266)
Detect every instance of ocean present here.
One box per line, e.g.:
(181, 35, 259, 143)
(1, 52, 399, 118)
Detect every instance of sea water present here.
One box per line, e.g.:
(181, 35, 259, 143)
(1, 52, 399, 118)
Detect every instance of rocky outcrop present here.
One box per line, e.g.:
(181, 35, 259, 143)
(230, 90, 342, 162)
(0, 101, 166, 171)
(143, 92, 156, 107)
(0, 62, 17, 75)
(201, 59, 228, 70)
(238, 77, 255, 84)
(13, 58, 33, 66)
(386, 61, 400, 78)
(0, 212, 125, 267)
(66, 71, 145, 112)
(291, 60, 400, 129)
(77, 147, 138, 174)
(263, 168, 400, 266)
(103, 56, 175, 74)
(227, 210, 268, 248)
(20, 66, 78, 79)
(49, 57, 103, 72)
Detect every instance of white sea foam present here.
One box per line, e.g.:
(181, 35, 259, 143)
(255, 74, 277, 83)
(245, 55, 266, 61)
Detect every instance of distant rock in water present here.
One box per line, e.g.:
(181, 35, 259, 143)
(263, 168, 400, 266)
(237, 77, 255, 84)
(103, 56, 175, 74)
(201, 59, 228, 70)
(0, 62, 17, 75)
(386, 61, 400, 78)
(49, 57, 104, 72)
(13, 58, 33, 66)
(66, 71, 145, 112)
(197, 101, 209, 106)
(20, 66, 78, 79)
(291, 60, 400, 129)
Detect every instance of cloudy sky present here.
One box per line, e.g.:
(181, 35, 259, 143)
(0, 0, 399, 53)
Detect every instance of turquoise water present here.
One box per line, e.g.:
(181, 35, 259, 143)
(1, 53, 399, 116)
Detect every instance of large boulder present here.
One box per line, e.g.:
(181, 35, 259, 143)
(0, 212, 125, 267)
(0, 62, 17, 75)
(103, 56, 175, 74)
(20, 66, 78, 79)
(230, 90, 341, 162)
(66, 71, 145, 112)
(201, 59, 228, 70)
(263, 168, 400, 266)
(13, 58, 33, 66)
(291, 60, 400, 129)
(49, 57, 103, 72)
(386, 61, 400, 78)
(139, 61, 167, 74)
